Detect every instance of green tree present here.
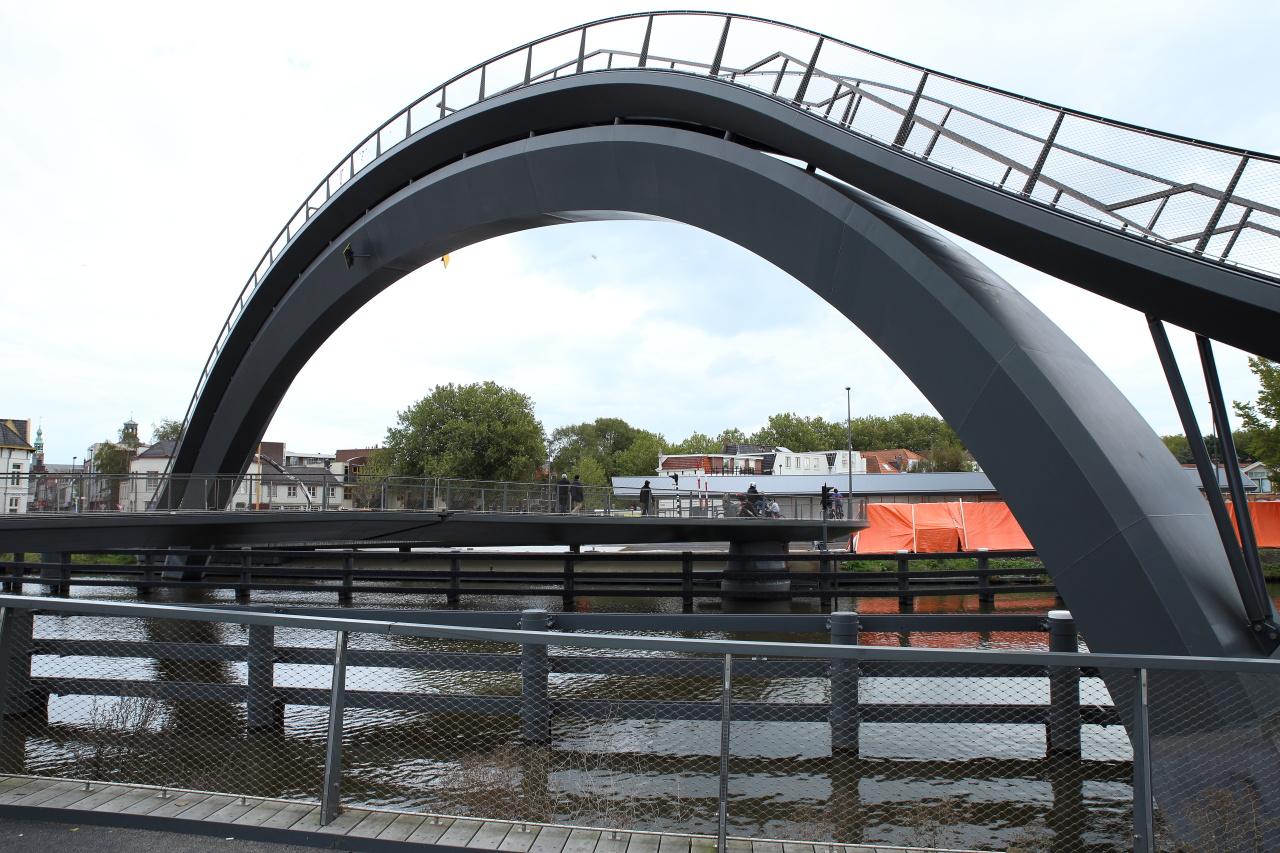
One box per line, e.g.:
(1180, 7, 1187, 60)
(716, 428, 747, 448)
(919, 441, 971, 472)
(613, 431, 666, 476)
(749, 412, 829, 451)
(549, 417, 666, 477)
(384, 382, 546, 481)
(576, 455, 608, 487)
(1234, 357, 1280, 471)
(151, 419, 183, 443)
(1161, 434, 1193, 464)
(91, 422, 143, 508)
(666, 431, 719, 454)
(1160, 431, 1258, 465)
(349, 448, 392, 508)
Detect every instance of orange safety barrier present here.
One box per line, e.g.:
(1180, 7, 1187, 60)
(913, 503, 964, 553)
(1228, 500, 1280, 549)
(853, 504, 915, 553)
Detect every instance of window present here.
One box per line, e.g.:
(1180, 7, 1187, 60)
(146, 471, 159, 489)
(10, 464, 20, 486)
(287, 485, 297, 498)
(306, 485, 316, 498)
(327, 487, 336, 498)
(7, 496, 17, 513)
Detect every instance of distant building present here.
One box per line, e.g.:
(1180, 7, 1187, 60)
(862, 448, 925, 473)
(1244, 461, 1274, 495)
(123, 440, 177, 511)
(657, 443, 866, 479)
(0, 419, 34, 514)
(1181, 464, 1260, 494)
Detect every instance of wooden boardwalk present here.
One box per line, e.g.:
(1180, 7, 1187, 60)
(0, 775, 989, 853)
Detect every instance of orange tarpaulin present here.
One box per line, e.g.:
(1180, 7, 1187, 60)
(1229, 501, 1280, 548)
(959, 501, 1033, 551)
(912, 503, 964, 553)
(853, 504, 915, 553)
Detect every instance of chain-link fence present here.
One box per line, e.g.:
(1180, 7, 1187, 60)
(4, 595, 1280, 850)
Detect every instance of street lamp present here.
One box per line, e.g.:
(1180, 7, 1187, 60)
(845, 387, 854, 510)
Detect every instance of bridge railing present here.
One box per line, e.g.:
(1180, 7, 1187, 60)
(171, 12, 1280, 477)
(2, 595, 1279, 850)
(18, 471, 868, 522)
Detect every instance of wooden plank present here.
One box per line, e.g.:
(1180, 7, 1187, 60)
(688, 839, 717, 853)
(0, 776, 35, 792)
(232, 799, 292, 826)
(405, 815, 456, 845)
(595, 829, 632, 853)
(54, 784, 135, 812)
(119, 790, 187, 816)
(528, 823, 572, 853)
(781, 843, 816, 853)
(7, 780, 86, 808)
(752, 842, 785, 853)
(38, 783, 123, 812)
(377, 812, 428, 842)
(0, 778, 57, 804)
(498, 822, 540, 852)
(468, 820, 514, 849)
(312, 806, 371, 835)
(625, 833, 661, 853)
(145, 792, 218, 820)
(724, 840, 752, 853)
(201, 797, 259, 824)
(562, 828, 601, 853)
(90, 786, 162, 814)
(346, 810, 400, 839)
(658, 834, 691, 853)
(166, 794, 240, 822)
(438, 817, 484, 847)
(259, 802, 318, 830)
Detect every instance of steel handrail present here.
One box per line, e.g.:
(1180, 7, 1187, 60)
(169, 11, 1280, 475)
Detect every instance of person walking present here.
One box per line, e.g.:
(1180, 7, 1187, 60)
(558, 473, 571, 513)
(570, 474, 585, 513)
(639, 480, 653, 516)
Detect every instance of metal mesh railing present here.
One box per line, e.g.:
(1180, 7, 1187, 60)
(6, 597, 1280, 849)
(170, 12, 1280, 474)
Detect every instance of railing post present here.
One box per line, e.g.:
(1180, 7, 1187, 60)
(829, 611, 860, 754)
(717, 652, 733, 853)
(562, 546, 578, 611)
(0, 606, 41, 721)
(893, 71, 929, 148)
(3, 553, 21, 594)
(237, 548, 252, 603)
(247, 623, 283, 732)
(320, 630, 349, 826)
(896, 549, 912, 610)
(819, 552, 834, 611)
(1131, 667, 1154, 853)
(340, 556, 354, 605)
(520, 609, 550, 744)
(447, 557, 461, 605)
(1047, 610, 1081, 756)
(977, 547, 993, 605)
(681, 551, 694, 613)
(138, 552, 155, 598)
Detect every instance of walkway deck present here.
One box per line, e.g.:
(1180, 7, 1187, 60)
(0, 776, 986, 853)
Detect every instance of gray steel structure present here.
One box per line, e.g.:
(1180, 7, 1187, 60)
(154, 14, 1280, 660)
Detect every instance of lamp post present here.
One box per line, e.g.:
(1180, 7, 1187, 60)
(845, 387, 854, 507)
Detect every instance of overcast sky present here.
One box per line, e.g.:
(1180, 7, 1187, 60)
(3, 1, 1277, 462)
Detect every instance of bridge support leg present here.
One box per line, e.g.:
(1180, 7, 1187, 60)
(896, 551, 913, 611)
(40, 552, 68, 596)
(3, 553, 21, 594)
(562, 546, 578, 612)
(339, 556, 354, 606)
(447, 558, 461, 606)
(681, 551, 694, 613)
(829, 611, 860, 754)
(520, 609, 550, 744)
(976, 548, 994, 605)
(0, 607, 43, 720)
(247, 623, 283, 733)
(720, 540, 790, 610)
(237, 548, 252, 603)
(1047, 610, 1081, 757)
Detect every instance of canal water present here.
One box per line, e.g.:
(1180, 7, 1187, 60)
(9, 575, 1276, 851)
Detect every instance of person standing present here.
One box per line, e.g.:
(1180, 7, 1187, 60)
(558, 473, 571, 513)
(639, 480, 653, 516)
(570, 474, 585, 513)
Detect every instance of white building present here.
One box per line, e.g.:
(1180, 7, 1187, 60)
(0, 419, 34, 514)
(657, 446, 866, 478)
(1244, 461, 1274, 494)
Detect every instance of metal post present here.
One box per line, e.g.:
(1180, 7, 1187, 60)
(709, 16, 731, 77)
(237, 548, 251, 603)
(247, 623, 282, 732)
(896, 550, 912, 609)
(0, 607, 40, 721)
(1022, 111, 1064, 195)
(819, 553, 833, 611)
(1047, 610, 1080, 756)
(977, 547, 993, 605)
(520, 609, 550, 744)
(792, 37, 823, 105)
(717, 653, 733, 852)
(1195, 155, 1248, 255)
(681, 551, 694, 613)
(562, 546, 578, 611)
(829, 611, 860, 753)
(1131, 668, 1154, 853)
(320, 630, 348, 826)
(893, 71, 929, 148)
(340, 556, 354, 605)
(447, 557, 461, 605)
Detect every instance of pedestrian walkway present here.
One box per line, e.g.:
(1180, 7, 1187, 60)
(0, 775, 992, 853)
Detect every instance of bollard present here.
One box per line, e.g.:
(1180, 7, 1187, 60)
(896, 550, 912, 610)
(829, 611, 861, 753)
(681, 551, 694, 613)
(247, 623, 283, 732)
(447, 558, 461, 606)
(519, 609, 550, 744)
(1047, 610, 1081, 756)
(976, 548, 993, 605)
(339, 556, 354, 605)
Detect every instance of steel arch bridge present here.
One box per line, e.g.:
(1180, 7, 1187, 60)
(163, 12, 1280, 661)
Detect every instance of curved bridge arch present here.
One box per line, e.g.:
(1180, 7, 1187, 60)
(165, 15, 1280, 660)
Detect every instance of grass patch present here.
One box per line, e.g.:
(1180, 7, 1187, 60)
(841, 556, 1044, 573)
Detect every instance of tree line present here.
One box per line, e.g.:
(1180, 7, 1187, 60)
(1161, 357, 1280, 473)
